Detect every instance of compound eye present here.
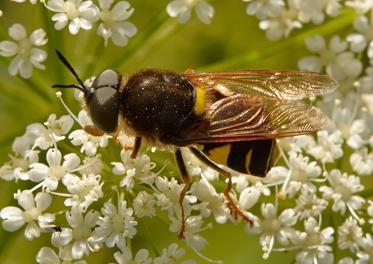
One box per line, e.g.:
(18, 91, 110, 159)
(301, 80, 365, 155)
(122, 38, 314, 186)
(93, 69, 122, 90)
(88, 87, 120, 133)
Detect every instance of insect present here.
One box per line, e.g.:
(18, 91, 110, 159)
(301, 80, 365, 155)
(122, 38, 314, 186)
(52, 50, 337, 238)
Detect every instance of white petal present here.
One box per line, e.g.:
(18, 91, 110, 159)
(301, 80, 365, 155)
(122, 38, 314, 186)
(51, 228, 72, 247)
(111, 30, 128, 47)
(122, 22, 137, 37)
(353, 15, 369, 32)
(167, 0, 188, 17)
(18, 191, 35, 210)
(298, 56, 322, 72)
(0, 41, 18, 57)
(8, 56, 23, 76)
(25, 221, 40, 240)
(36, 247, 60, 264)
(195, 2, 214, 24)
(305, 35, 325, 52)
(97, 23, 111, 46)
(135, 249, 150, 261)
(69, 19, 81, 35)
(19, 60, 33, 79)
(62, 173, 78, 187)
(44, 178, 59, 191)
(29, 163, 49, 182)
(67, 206, 84, 227)
(367, 41, 373, 58)
(111, 162, 125, 175)
(347, 33, 367, 52)
(63, 153, 81, 170)
(38, 213, 55, 224)
(84, 142, 97, 156)
(99, 0, 113, 10)
(177, 9, 192, 24)
(46, 148, 62, 166)
(55, 19, 69, 31)
(80, 2, 99, 21)
(84, 210, 99, 227)
(261, 203, 276, 219)
(112, 1, 133, 21)
(362, 94, 373, 114)
(279, 209, 296, 225)
(9, 24, 27, 41)
(30, 48, 47, 70)
(52, 13, 69, 30)
(0, 207, 24, 231)
(72, 241, 86, 259)
(30, 29, 48, 46)
(46, 0, 65, 11)
(329, 35, 347, 53)
(35, 192, 52, 211)
(239, 187, 260, 210)
(79, 18, 93, 30)
(59, 115, 74, 134)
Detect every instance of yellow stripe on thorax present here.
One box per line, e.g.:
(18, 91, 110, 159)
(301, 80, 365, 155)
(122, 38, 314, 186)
(205, 144, 231, 167)
(194, 87, 206, 115)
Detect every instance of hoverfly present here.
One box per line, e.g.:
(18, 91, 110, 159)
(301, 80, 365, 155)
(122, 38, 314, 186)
(53, 50, 337, 238)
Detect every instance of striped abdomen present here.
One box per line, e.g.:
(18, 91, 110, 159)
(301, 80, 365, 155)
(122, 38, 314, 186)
(201, 140, 278, 177)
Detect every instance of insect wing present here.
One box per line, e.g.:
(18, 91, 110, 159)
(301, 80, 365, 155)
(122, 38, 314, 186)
(177, 70, 336, 144)
(207, 95, 328, 141)
(186, 69, 337, 100)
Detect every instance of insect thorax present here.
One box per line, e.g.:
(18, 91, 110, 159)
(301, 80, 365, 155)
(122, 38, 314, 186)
(121, 69, 199, 145)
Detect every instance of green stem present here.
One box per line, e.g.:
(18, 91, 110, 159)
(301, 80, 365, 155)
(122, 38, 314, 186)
(142, 219, 161, 256)
(200, 9, 356, 71)
(42, 5, 64, 84)
(82, 40, 105, 78)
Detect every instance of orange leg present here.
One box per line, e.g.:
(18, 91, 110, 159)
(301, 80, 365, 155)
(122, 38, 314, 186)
(84, 125, 104, 137)
(175, 149, 190, 239)
(130, 137, 142, 159)
(189, 148, 253, 225)
(113, 117, 126, 144)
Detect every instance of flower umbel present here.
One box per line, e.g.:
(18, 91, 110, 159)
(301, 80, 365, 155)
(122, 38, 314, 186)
(167, 0, 215, 24)
(1, 1, 373, 263)
(0, 24, 47, 78)
(96, 0, 137, 47)
(45, 0, 99, 35)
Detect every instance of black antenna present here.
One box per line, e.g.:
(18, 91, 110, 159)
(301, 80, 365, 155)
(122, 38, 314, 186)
(52, 50, 86, 92)
(51, 83, 86, 93)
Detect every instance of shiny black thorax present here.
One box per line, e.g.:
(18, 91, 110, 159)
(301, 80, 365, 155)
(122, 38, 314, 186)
(121, 69, 200, 145)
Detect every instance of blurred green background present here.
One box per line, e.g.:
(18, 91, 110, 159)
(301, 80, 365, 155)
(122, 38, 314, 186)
(0, 1, 356, 263)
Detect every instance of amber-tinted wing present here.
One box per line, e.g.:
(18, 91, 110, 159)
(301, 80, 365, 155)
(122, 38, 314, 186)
(186, 69, 337, 100)
(176, 70, 336, 144)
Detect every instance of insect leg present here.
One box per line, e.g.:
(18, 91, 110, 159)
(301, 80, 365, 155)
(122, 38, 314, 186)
(174, 148, 190, 239)
(130, 137, 142, 159)
(84, 125, 105, 137)
(113, 116, 126, 144)
(189, 147, 253, 225)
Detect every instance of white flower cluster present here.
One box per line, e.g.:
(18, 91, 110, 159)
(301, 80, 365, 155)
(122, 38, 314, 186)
(243, 0, 342, 40)
(45, 0, 137, 46)
(1, 0, 373, 263)
(1, 89, 372, 263)
(166, 0, 214, 24)
(0, 106, 196, 263)
(0, 0, 137, 78)
(0, 24, 47, 78)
